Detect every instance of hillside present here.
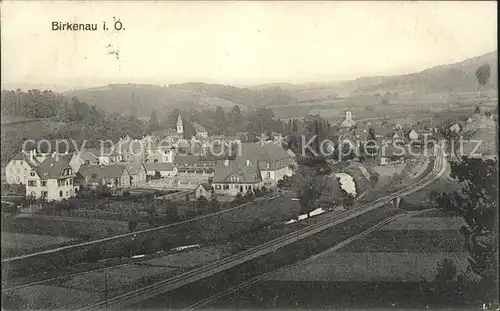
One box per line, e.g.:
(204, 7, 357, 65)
(5, 51, 496, 117)
(65, 83, 297, 117)
(296, 51, 498, 98)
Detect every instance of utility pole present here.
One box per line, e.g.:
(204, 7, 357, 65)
(104, 271, 108, 311)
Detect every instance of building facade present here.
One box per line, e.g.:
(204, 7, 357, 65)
(25, 155, 76, 201)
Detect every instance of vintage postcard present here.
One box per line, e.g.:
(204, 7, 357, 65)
(1, 1, 498, 310)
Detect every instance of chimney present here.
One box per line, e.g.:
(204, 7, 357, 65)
(52, 152, 56, 158)
(246, 159, 250, 166)
(224, 159, 229, 166)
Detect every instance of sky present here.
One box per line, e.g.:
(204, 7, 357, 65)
(1, 1, 497, 89)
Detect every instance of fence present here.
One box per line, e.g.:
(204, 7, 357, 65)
(2, 195, 299, 279)
(155, 190, 194, 201)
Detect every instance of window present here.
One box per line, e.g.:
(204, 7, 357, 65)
(215, 185, 221, 190)
(28, 180, 36, 187)
(59, 190, 63, 197)
(41, 191, 48, 198)
(69, 179, 73, 185)
(68, 169, 72, 175)
(66, 191, 69, 197)
(16, 176, 20, 183)
(223, 184, 229, 190)
(30, 172, 35, 177)
(41, 181, 47, 187)
(15, 168, 20, 174)
(267, 172, 271, 179)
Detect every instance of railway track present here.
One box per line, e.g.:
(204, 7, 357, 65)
(76, 151, 446, 311)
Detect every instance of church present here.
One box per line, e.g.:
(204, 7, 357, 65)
(340, 111, 357, 128)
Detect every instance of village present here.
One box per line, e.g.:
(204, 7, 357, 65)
(4, 104, 496, 226)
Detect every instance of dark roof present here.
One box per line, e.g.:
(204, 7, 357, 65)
(116, 160, 146, 175)
(213, 159, 262, 183)
(78, 150, 99, 162)
(79, 165, 129, 180)
(237, 143, 293, 169)
(173, 154, 216, 167)
(144, 162, 176, 171)
(35, 154, 73, 179)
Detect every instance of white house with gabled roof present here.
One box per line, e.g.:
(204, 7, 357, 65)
(25, 154, 76, 201)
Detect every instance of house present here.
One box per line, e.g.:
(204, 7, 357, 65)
(406, 129, 419, 141)
(79, 165, 131, 188)
(117, 137, 147, 163)
(449, 123, 461, 133)
(212, 159, 263, 196)
(77, 150, 100, 166)
(67, 152, 86, 173)
(5, 149, 41, 184)
(85, 147, 122, 165)
(378, 146, 406, 166)
(25, 155, 76, 201)
(239, 143, 295, 188)
(117, 160, 147, 186)
(173, 154, 216, 178)
(193, 123, 208, 138)
(144, 163, 178, 177)
(195, 182, 213, 199)
(145, 146, 175, 163)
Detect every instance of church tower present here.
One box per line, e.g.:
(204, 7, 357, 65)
(176, 114, 183, 134)
(341, 110, 357, 128)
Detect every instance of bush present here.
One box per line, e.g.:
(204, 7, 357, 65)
(84, 245, 102, 263)
(233, 193, 244, 206)
(208, 198, 221, 213)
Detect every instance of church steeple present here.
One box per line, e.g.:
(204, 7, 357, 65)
(176, 114, 183, 134)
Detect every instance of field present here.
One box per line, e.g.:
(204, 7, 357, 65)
(198, 209, 474, 310)
(273, 93, 497, 124)
(1, 232, 77, 256)
(264, 209, 470, 282)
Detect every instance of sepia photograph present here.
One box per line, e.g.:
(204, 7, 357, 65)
(1, 1, 498, 310)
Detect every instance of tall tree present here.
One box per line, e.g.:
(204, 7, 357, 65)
(476, 64, 491, 98)
(149, 109, 159, 132)
(292, 157, 332, 218)
(434, 158, 497, 302)
(228, 105, 243, 130)
(214, 106, 227, 135)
